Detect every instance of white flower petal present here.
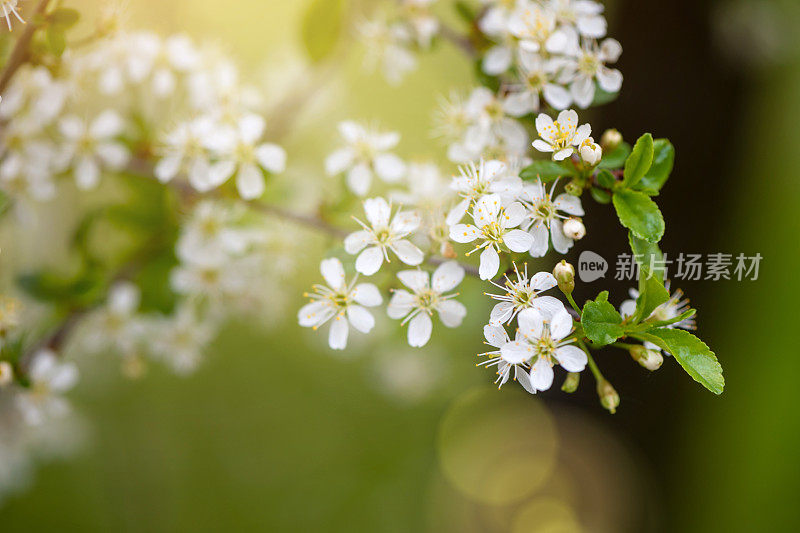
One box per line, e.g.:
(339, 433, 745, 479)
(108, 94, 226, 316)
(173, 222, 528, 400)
(344, 230, 372, 255)
(325, 147, 355, 176)
(550, 219, 574, 254)
(328, 316, 349, 350)
(503, 229, 534, 253)
(347, 305, 375, 333)
(355, 246, 384, 275)
(397, 270, 429, 292)
(490, 301, 515, 325)
(553, 193, 585, 216)
(501, 340, 532, 365)
(392, 239, 424, 266)
(373, 153, 406, 182)
(436, 299, 467, 328)
(479, 246, 500, 280)
(346, 163, 372, 196)
(449, 224, 480, 244)
(408, 312, 433, 347)
(549, 309, 574, 340)
(432, 261, 465, 293)
(236, 163, 265, 199)
(363, 197, 391, 228)
(529, 358, 554, 391)
(484, 324, 510, 348)
(255, 143, 287, 173)
(517, 308, 545, 340)
(387, 289, 415, 319)
(298, 301, 334, 327)
(555, 345, 588, 372)
(320, 257, 346, 290)
(352, 283, 383, 307)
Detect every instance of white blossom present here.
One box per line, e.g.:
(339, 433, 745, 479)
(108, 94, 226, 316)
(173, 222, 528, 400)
(58, 110, 130, 190)
(449, 194, 534, 280)
(563, 35, 623, 108)
(478, 324, 536, 392)
(325, 121, 406, 196)
(508, 1, 571, 54)
(206, 113, 287, 199)
(154, 117, 216, 190)
(149, 304, 217, 375)
(485, 263, 566, 325)
(15, 350, 79, 426)
(400, 0, 440, 48)
(549, 0, 607, 38)
(298, 258, 382, 350)
(520, 178, 585, 256)
(446, 159, 522, 225)
(345, 197, 424, 275)
(500, 307, 586, 392)
(504, 50, 572, 116)
(81, 282, 143, 356)
(578, 135, 602, 165)
(358, 18, 418, 86)
(387, 261, 466, 347)
(532, 109, 591, 161)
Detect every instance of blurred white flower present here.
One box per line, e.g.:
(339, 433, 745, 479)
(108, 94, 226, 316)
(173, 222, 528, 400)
(325, 121, 406, 196)
(504, 50, 572, 116)
(206, 113, 287, 199)
(520, 178, 585, 256)
(401, 0, 440, 48)
(345, 197, 424, 275)
(508, 2, 570, 54)
(81, 281, 143, 356)
(449, 194, 533, 280)
(387, 261, 466, 347)
(359, 18, 418, 85)
(500, 307, 586, 392)
(154, 117, 216, 190)
(15, 350, 78, 426)
(58, 110, 130, 190)
(298, 258, 383, 350)
(563, 35, 622, 108)
(150, 304, 217, 375)
(549, 0, 607, 38)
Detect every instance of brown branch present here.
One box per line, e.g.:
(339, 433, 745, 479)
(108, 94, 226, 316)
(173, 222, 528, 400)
(0, 0, 52, 94)
(438, 22, 477, 58)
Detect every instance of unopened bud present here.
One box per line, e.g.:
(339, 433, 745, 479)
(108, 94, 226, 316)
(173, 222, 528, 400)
(564, 181, 583, 196)
(601, 129, 623, 152)
(561, 372, 580, 393)
(0, 361, 13, 386)
(630, 345, 663, 371)
(597, 380, 619, 414)
(579, 138, 602, 166)
(562, 217, 586, 240)
(553, 260, 575, 295)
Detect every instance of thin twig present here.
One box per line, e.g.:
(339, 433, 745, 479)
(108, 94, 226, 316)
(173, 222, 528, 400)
(0, 0, 52, 93)
(438, 22, 476, 58)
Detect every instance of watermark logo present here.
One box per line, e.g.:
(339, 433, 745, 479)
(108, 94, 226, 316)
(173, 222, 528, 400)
(578, 251, 608, 282)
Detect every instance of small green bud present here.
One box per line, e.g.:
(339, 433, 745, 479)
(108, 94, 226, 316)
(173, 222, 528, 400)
(561, 372, 580, 393)
(601, 129, 623, 152)
(597, 380, 619, 414)
(553, 260, 575, 295)
(564, 180, 583, 196)
(630, 345, 663, 371)
(0, 361, 13, 387)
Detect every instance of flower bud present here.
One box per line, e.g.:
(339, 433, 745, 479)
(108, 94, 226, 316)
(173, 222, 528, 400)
(553, 260, 575, 295)
(601, 129, 623, 152)
(562, 217, 586, 241)
(0, 361, 13, 387)
(564, 180, 583, 196)
(579, 137, 602, 166)
(597, 379, 619, 414)
(630, 345, 663, 371)
(561, 372, 580, 393)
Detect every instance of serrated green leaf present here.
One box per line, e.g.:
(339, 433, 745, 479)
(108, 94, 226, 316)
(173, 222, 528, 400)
(598, 142, 631, 169)
(613, 189, 664, 243)
(636, 328, 724, 394)
(300, 0, 344, 63)
(635, 273, 670, 322)
(628, 232, 665, 283)
(622, 133, 654, 187)
(590, 187, 611, 204)
(519, 159, 574, 182)
(634, 139, 674, 194)
(581, 291, 625, 346)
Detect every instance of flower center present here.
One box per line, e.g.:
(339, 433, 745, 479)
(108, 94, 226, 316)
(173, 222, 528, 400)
(534, 332, 557, 361)
(415, 289, 438, 310)
(534, 199, 556, 221)
(578, 53, 600, 75)
(527, 71, 546, 90)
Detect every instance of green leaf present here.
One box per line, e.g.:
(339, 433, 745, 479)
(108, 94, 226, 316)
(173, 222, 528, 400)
(0, 189, 10, 219)
(636, 328, 724, 394)
(590, 187, 611, 204)
(519, 160, 575, 182)
(17, 268, 103, 306)
(598, 142, 631, 169)
(613, 189, 665, 243)
(581, 291, 625, 347)
(628, 232, 665, 283)
(47, 26, 67, 57)
(592, 85, 619, 106)
(634, 139, 674, 194)
(300, 0, 345, 63)
(622, 133, 654, 187)
(595, 168, 617, 189)
(634, 272, 670, 322)
(49, 7, 80, 28)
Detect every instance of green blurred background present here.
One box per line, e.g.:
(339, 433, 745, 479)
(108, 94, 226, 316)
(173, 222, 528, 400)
(1, 0, 799, 531)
